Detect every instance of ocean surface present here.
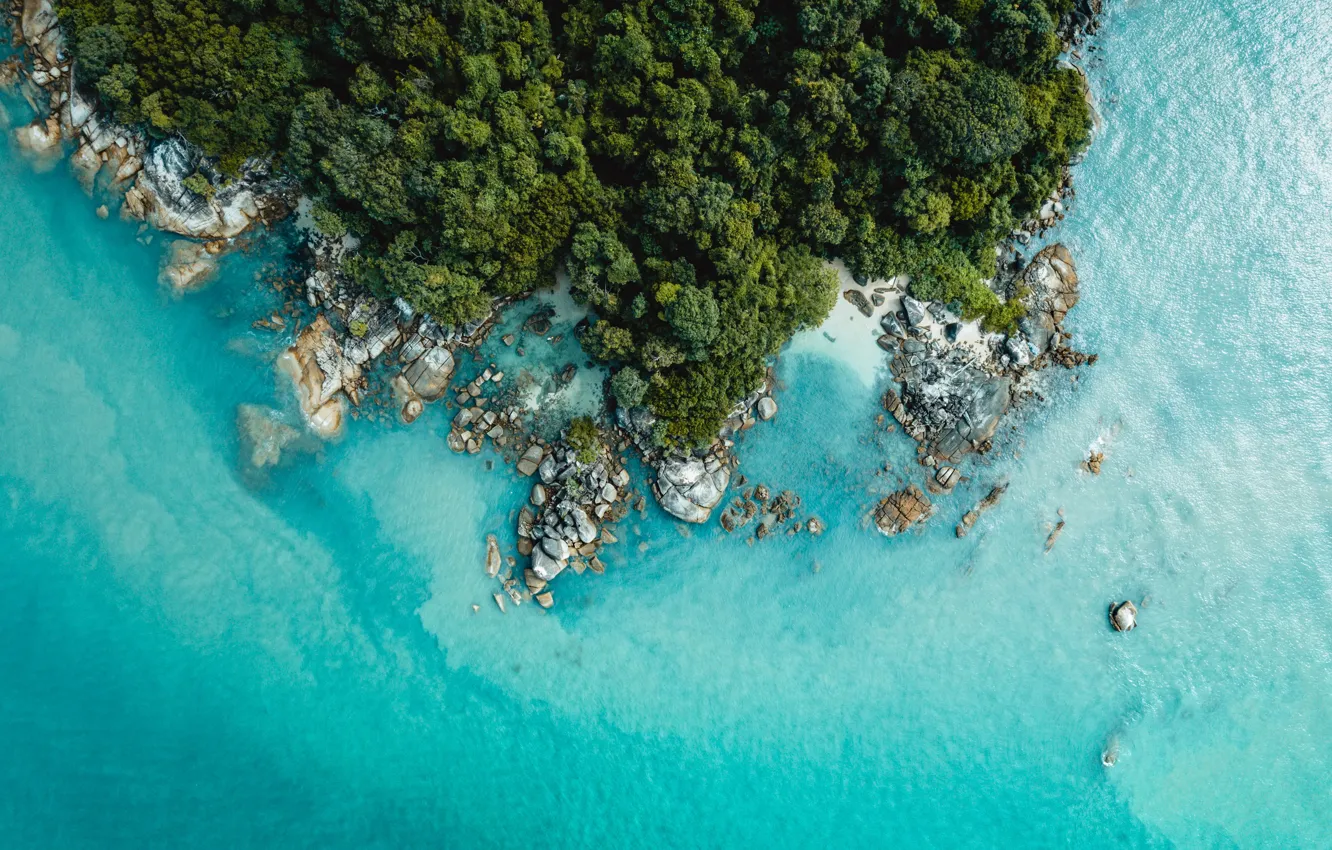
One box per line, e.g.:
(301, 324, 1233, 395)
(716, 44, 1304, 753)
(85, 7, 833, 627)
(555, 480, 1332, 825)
(2, 0, 1331, 846)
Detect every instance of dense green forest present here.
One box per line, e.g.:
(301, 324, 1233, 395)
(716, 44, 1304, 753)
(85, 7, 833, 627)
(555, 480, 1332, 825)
(58, 0, 1090, 445)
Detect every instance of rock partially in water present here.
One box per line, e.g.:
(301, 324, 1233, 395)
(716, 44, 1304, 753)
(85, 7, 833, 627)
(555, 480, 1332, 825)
(516, 444, 544, 477)
(236, 404, 299, 469)
(1019, 243, 1080, 354)
(19, 0, 63, 66)
(531, 544, 566, 582)
(402, 346, 455, 401)
(485, 534, 502, 578)
(882, 244, 1088, 470)
(1084, 450, 1105, 474)
(757, 396, 778, 421)
(654, 451, 731, 523)
(1045, 520, 1066, 553)
(956, 482, 1008, 537)
(1109, 600, 1137, 632)
(279, 314, 361, 439)
(873, 485, 933, 536)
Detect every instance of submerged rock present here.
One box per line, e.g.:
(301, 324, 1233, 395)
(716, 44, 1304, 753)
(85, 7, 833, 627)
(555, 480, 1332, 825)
(236, 404, 299, 469)
(485, 534, 502, 578)
(159, 240, 217, 292)
(956, 482, 1008, 537)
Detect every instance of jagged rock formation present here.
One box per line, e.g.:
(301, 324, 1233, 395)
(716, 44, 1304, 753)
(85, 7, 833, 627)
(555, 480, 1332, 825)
(123, 139, 289, 240)
(880, 244, 1090, 466)
(956, 482, 1009, 537)
(279, 315, 359, 438)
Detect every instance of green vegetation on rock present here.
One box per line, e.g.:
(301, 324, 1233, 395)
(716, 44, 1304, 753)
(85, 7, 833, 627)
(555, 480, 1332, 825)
(58, 0, 1090, 444)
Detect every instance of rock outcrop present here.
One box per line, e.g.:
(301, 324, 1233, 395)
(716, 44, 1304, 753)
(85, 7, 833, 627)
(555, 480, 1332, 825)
(956, 482, 1008, 537)
(1109, 600, 1137, 632)
(879, 244, 1090, 467)
(279, 315, 360, 438)
(654, 450, 731, 523)
(123, 139, 290, 240)
(873, 484, 933, 536)
(9, 0, 289, 241)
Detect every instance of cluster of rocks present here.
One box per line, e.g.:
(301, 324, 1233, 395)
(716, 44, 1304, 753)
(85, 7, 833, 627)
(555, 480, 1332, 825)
(716, 476, 823, 542)
(955, 482, 1008, 538)
(873, 484, 933, 536)
(844, 284, 899, 318)
(617, 380, 786, 525)
(446, 367, 523, 453)
(878, 244, 1093, 472)
(280, 234, 507, 438)
(513, 439, 631, 605)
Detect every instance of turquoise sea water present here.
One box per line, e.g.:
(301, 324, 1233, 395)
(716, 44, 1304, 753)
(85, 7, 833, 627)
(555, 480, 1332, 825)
(3, 0, 1332, 845)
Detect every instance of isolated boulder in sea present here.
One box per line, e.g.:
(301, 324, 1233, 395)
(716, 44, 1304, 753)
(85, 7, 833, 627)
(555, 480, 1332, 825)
(654, 452, 731, 523)
(873, 484, 933, 535)
(757, 396, 778, 421)
(1109, 600, 1137, 632)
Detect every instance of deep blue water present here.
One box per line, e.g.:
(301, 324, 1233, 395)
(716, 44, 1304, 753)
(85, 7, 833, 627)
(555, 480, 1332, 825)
(2, 0, 1331, 846)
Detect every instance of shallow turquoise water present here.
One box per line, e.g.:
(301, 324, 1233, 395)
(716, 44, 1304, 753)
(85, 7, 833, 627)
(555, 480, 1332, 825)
(3, 0, 1332, 845)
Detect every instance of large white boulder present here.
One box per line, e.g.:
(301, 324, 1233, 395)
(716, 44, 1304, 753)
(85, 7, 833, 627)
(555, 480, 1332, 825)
(654, 454, 731, 523)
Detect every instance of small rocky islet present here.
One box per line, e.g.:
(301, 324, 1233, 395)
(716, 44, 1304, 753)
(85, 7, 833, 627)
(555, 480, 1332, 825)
(6, 0, 1113, 613)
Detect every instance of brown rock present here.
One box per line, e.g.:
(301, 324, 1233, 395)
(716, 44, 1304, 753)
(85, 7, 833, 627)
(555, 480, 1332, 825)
(873, 484, 933, 535)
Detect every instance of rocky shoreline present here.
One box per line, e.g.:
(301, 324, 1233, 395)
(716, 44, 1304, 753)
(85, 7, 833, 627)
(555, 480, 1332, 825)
(3, 0, 1106, 606)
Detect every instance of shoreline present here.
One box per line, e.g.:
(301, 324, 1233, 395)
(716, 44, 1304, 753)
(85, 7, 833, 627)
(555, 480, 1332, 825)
(2, 0, 1108, 606)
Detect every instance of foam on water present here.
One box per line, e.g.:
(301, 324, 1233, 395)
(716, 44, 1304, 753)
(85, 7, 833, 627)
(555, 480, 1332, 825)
(2, 0, 1332, 845)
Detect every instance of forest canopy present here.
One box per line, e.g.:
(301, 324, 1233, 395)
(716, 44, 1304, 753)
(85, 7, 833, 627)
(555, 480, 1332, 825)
(57, 0, 1090, 445)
